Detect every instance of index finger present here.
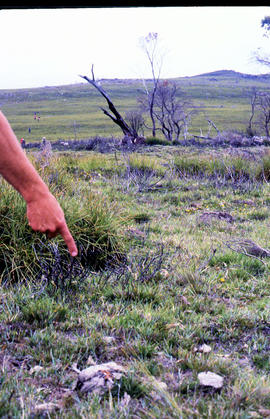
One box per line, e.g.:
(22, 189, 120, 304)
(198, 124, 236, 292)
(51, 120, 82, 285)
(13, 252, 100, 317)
(58, 223, 78, 257)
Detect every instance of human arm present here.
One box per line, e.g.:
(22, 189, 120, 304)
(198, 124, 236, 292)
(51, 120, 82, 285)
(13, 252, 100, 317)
(0, 111, 78, 256)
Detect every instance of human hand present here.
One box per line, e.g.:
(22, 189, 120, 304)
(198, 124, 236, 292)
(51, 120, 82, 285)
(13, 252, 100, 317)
(26, 192, 78, 257)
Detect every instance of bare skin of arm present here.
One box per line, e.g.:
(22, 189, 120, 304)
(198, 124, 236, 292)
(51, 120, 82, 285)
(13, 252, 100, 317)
(0, 111, 78, 257)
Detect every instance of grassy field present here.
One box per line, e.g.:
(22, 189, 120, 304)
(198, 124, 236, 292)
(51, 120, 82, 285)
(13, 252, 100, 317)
(2, 70, 270, 142)
(0, 144, 270, 418)
(0, 72, 270, 418)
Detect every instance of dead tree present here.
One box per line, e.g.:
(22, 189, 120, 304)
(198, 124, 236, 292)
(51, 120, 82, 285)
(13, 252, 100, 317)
(247, 88, 258, 136)
(256, 91, 270, 137)
(152, 80, 193, 142)
(140, 32, 163, 137)
(80, 65, 136, 140)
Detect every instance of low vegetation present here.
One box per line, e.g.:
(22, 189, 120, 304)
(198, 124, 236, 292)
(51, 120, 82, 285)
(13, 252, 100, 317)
(0, 143, 269, 417)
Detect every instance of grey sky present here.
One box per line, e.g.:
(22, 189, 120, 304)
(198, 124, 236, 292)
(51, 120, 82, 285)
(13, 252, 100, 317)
(0, 6, 269, 89)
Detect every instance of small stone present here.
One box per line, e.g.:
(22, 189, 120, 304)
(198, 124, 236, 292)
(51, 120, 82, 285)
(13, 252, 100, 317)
(198, 344, 212, 353)
(86, 356, 96, 366)
(34, 402, 59, 413)
(29, 365, 44, 374)
(160, 269, 170, 279)
(76, 362, 126, 395)
(198, 371, 224, 389)
(103, 336, 116, 344)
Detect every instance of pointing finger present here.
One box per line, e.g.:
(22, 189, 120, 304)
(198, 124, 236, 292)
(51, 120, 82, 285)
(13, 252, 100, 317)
(58, 223, 78, 257)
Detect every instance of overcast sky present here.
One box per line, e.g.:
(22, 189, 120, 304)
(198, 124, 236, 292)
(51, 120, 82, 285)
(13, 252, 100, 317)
(0, 6, 270, 89)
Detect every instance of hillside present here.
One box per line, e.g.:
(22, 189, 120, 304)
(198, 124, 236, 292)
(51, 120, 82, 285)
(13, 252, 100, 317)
(1, 69, 270, 141)
(191, 69, 270, 81)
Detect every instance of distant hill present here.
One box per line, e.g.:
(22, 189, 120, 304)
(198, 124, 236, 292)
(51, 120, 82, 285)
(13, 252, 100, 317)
(191, 69, 270, 80)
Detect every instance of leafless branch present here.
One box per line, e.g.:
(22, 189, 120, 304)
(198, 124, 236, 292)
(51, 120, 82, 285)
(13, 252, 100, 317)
(79, 65, 134, 138)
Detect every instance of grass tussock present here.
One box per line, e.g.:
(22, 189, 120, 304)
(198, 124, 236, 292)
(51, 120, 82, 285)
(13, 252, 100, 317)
(126, 153, 166, 175)
(0, 172, 126, 283)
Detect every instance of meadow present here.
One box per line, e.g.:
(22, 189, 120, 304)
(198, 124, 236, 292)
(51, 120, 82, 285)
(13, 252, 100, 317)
(2, 70, 270, 142)
(0, 71, 270, 418)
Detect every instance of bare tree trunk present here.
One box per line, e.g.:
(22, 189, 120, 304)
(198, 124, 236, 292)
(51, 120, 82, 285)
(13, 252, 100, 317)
(248, 89, 257, 135)
(80, 65, 135, 138)
(140, 33, 163, 138)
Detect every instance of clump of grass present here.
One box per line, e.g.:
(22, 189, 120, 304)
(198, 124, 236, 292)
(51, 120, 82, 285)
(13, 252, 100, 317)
(0, 178, 127, 283)
(145, 136, 171, 146)
(174, 153, 256, 182)
(127, 153, 165, 175)
(18, 295, 69, 325)
(223, 155, 254, 181)
(174, 154, 208, 176)
(63, 153, 117, 173)
(255, 149, 270, 181)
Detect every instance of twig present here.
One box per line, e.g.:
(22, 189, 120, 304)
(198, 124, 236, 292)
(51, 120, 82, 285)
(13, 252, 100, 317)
(197, 248, 217, 273)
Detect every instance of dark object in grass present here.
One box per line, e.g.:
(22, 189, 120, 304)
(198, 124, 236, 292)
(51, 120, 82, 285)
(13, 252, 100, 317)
(34, 242, 91, 291)
(133, 213, 151, 224)
(94, 244, 166, 287)
(225, 239, 270, 259)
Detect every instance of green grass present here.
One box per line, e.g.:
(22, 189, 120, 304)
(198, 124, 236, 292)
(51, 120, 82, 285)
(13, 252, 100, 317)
(2, 70, 270, 142)
(1, 74, 270, 417)
(0, 156, 126, 283)
(0, 146, 270, 417)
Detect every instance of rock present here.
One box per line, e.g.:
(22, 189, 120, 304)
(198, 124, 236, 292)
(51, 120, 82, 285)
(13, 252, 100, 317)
(75, 362, 126, 395)
(33, 402, 59, 413)
(253, 136, 264, 145)
(103, 336, 116, 344)
(226, 239, 270, 258)
(198, 371, 224, 389)
(29, 365, 44, 374)
(198, 344, 212, 353)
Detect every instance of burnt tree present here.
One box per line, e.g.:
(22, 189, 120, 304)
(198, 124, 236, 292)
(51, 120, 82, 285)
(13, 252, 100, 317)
(80, 65, 136, 140)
